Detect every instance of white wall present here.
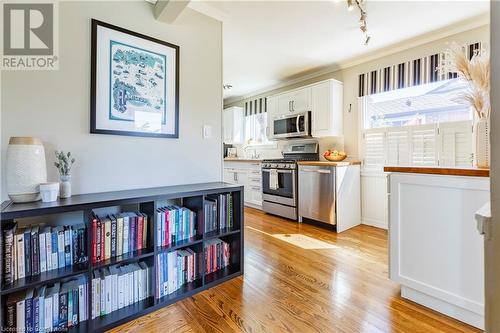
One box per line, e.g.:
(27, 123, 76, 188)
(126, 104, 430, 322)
(487, 3, 499, 331)
(1, 1, 223, 200)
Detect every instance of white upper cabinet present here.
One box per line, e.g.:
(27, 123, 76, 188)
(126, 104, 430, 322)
(268, 79, 343, 138)
(311, 79, 343, 137)
(277, 88, 312, 115)
(222, 106, 244, 144)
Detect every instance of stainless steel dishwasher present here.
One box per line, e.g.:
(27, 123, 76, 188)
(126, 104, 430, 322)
(298, 165, 336, 225)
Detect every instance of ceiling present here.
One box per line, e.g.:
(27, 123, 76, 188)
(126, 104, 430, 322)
(200, 1, 489, 103)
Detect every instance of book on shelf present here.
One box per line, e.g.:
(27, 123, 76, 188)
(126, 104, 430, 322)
(91, 211, 149, 264)
(204, 193, 234, 234)
(155, 248, 203, 299)
(91, 262, 152, 319)
(5, 276, 88, 332)
(155, 206, 197, 247)
(204, 239, 230, 274)
(2, 223, 87, 285)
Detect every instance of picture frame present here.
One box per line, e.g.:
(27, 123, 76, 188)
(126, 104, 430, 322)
(90, 19, 179, 138)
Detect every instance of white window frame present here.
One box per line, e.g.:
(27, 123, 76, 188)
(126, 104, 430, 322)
(359, 96, 474, 171)
(244, 112, 276, 147)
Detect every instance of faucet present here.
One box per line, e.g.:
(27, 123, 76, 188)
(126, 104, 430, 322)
(244, 146, 260, 159)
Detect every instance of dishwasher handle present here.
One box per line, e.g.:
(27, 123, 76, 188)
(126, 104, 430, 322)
(300, 168, 331, 174)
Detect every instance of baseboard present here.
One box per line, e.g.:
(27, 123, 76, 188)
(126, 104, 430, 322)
(361, 218, 388, 230)
(401, 286, 484, 330)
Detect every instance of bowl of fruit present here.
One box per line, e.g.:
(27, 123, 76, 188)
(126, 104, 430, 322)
(323, 149, 347, 162)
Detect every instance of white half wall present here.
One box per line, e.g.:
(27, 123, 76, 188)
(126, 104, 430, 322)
(1, 1, 223, 200)
(361, 170, 388, 229)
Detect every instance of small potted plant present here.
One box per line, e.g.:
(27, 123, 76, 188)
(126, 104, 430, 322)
(54, 151, 75, 198)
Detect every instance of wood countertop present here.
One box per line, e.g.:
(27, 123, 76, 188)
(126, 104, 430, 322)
(224, 158, 262, 162)
(384, 166, 490, 177)
(297, 160, 362, 167)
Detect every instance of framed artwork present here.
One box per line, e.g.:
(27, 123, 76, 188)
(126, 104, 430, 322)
(90, 19, 179, 138)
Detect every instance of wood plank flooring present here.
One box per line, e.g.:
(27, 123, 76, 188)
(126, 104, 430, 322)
(110, 208, 482, 333)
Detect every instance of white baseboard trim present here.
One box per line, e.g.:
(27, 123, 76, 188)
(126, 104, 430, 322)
(401, 286, 484, 330)
(361, 218, 388, 230)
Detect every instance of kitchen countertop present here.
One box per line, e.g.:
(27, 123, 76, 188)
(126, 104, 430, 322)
(224, 157, 262, 162)
(297, 160, 362, 166)
(384, 166, 490, 177)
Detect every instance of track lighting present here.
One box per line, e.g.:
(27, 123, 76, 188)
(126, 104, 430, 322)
(347, 0, 354, 11)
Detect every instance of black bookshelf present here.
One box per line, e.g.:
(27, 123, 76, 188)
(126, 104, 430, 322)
(0, 182, 244, 333)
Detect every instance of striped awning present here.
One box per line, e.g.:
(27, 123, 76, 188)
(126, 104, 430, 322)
(358, 42, 483, 97)
(245, 97, 267, 116)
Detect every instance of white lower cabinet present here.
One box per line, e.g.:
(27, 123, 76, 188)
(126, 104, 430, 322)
(389, 172, 488, 329)
(223, 161, 262, 209)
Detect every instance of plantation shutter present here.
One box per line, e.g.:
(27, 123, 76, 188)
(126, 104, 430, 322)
(386, 128, 410, 166)
(410, 124, 438, 166)
(438, 121, 473, 167)
(363, 130, 386, 168)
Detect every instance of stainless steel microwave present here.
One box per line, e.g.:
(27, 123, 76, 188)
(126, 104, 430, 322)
(271, 111, 311, 139)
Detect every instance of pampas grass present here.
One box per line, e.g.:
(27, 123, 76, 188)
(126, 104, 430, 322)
(439, 43, 490, 119)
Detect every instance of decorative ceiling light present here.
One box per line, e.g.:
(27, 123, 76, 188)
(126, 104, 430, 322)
(346, 0, 371, 45)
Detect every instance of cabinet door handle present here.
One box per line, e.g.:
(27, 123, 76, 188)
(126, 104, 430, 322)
(291, 100, 295, 112)
(317, 169, 331, 174)
(288, 101, 292, 112)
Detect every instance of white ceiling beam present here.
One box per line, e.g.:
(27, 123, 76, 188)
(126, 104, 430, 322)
(187, 1, 229, 22)
(154, 0, 191, 24)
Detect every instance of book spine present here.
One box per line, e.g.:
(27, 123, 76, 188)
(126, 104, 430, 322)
(96, 219, 101, 262)
(39, 232, 47, 273)
(16, 299, 25, 331)
(68, 289, 73, 327)
(135, 213, 144, 250)
(6, 301, 16, 328)
(45, 232, 52, 272)
(117, 218, 123, 257)
(32, 230, 40, 275)
(58, 291, 68, 329)
(104, 220, 111, 260)
(72, 227, 79, 265)
(3, 229, 14, 284)
(58, 229, 65, 269)
(64, 227, 72, 267)
(111, 218, 117, 258)
(24, 230, 31, 277)
(16, 234, 25, 279)
(142, 214, 148, 249)
(130, 217, 136, 252)
(137, 214, 144, 250)
(44, 295, 52, 332)
(25, 296, 33, 333)
(51, 231, 58, 270)
(33, 296, 40, 333)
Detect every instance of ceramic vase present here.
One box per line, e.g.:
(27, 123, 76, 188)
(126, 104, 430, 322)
(59, 174, 72, 199)
(475, 118, 490, 169)
(6, 137, 47, 203)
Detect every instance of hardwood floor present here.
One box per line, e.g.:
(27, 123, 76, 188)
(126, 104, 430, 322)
(110, 208, 482, 333)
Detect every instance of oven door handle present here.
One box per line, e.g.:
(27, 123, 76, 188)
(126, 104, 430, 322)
(296, 114, 301, 134)
(262, 169, 293, 174)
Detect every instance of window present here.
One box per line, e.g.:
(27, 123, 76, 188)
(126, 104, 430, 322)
(364, 78, 472, 130)
(361, 78, 474, 170)
(245, 112, 270, 145)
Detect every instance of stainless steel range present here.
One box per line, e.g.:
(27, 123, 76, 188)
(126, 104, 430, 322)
(261, 142, 319, 220)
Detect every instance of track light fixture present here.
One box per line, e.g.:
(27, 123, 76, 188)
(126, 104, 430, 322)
(346, 0, 371, 45)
